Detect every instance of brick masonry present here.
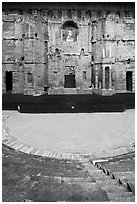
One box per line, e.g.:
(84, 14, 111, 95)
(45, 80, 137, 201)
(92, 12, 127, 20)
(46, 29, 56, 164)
(2, 2, 135, 95)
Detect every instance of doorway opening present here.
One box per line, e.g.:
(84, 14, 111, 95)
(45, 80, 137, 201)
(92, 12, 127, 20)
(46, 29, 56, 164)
(64, 74, 76, 88)
(126, 71, 132, 91)
(105, 66, 109, 89)
(6, 71, 13, 93)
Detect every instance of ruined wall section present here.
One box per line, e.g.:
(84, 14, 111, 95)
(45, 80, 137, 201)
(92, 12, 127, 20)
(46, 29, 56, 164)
(91, 10, 135, 92)
(2, 10, 48, 95)
(23, 11, 48, 95)
(2, 3, 135, 95)
(106, 14, 135, 92)
(2, 12, 24, 93)
(48, 9, 92, 90)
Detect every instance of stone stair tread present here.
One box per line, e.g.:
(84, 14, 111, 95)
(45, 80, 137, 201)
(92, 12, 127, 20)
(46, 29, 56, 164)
(107, 191, 134, 198)
(103, 159, 135, 165)
(101, 184, 127, 193)
(83, 163, 135, 202)
(117, 176, 135, 184)
(62, 176, 96, 183)
(96, 179, 118, 185)
(113, 172, 135, 182)
(110, 154, 135, 162)
(103, 164, 135, 172)
(109, 196, 135, 202)
(97, 159, 134, 166)
(93, 174, 111, 181)
(103, 168, 135, 175)
(99, 165, 134, 173)
(107, 192, 135, 202)
(103, 162, 135, 168)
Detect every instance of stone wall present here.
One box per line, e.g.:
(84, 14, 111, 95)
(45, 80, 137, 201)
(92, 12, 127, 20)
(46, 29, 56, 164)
(2, 9, 48, 95)
(47, 9, 91, 90)
(2, 2, 135, 95)
(92, 10, 135, 92)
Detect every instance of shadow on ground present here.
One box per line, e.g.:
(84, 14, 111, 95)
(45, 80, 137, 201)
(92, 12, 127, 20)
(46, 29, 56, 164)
(2, 93, 135, 113)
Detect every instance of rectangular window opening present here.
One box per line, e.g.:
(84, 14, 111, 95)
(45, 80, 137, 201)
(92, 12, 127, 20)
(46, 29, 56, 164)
(6, 71, 13, 93)
(126, 71, 132, 91)
(28, 73, 33, 83)
(105, 67, 109, 89)
(83, 71, 86, 81)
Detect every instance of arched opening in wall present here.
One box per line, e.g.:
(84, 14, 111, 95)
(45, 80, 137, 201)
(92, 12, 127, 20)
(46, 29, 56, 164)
(80, 48, 85, 56)
(61, 21, 78, 42)
(105, 66, 109, 89)
(6, 71, 13, 93)
(126, 71, 132, 91)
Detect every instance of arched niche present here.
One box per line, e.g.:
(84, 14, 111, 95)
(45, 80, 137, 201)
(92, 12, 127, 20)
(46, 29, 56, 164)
(61, 21, 78, 42)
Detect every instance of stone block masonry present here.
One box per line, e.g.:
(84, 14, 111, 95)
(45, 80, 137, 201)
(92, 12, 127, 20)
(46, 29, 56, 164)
(2, 2, 135, 95)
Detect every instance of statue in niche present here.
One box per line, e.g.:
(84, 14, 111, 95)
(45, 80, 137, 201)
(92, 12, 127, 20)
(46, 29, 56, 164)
(66, 30, 73, 41)
(62, 21, 78, 42)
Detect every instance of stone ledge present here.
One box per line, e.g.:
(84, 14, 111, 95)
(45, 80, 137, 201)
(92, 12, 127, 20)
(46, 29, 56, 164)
(48, 88, 93, 95)
(93, 89, 115, 96)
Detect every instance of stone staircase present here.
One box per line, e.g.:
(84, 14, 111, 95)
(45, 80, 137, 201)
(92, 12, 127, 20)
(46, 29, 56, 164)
(2, 113, 135, 202)
(81, 157, 135, 202)
(92, 152, 135, 195)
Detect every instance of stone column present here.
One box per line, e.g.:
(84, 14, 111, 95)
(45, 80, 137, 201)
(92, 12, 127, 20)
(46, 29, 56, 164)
(95, 67, 98, 89)
(102, 65, 105, 89)
(109, 65, 112, 90)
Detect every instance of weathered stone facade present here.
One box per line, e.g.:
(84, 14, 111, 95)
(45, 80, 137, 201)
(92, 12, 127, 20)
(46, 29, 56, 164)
(2, 2, 135, 95)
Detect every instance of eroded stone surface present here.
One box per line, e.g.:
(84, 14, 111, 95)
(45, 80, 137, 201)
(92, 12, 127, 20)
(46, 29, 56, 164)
(2, 3, 135, 95)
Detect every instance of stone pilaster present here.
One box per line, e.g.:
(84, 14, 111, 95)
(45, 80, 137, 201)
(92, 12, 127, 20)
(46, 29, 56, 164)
(102, 65, 105, 89)
(109, 65, 112, 90)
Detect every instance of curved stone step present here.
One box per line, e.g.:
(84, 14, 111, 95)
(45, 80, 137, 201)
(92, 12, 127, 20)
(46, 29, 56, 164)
(81, 158, 135, 202)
